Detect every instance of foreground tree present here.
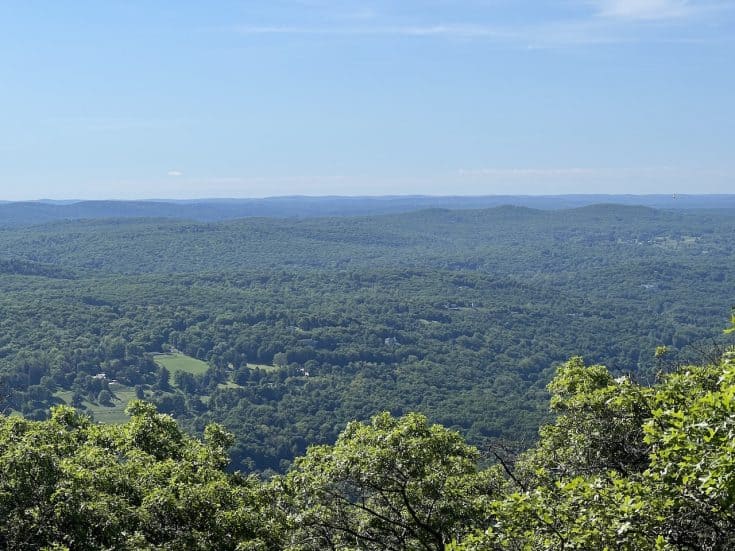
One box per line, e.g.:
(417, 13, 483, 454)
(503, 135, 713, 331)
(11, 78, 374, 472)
(455, 350, 735, 550)
(0, 401, 275, 550)
(277, 412, 496, 550)
(644, 351, 735, 549)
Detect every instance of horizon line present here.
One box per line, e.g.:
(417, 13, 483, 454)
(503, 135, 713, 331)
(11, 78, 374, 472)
(2, 193, 735, 204)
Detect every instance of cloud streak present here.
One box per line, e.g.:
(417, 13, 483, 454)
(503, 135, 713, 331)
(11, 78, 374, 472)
(232, 22, 637, 48)
(232, 21, 727, 48)
(233, 24, 514, 39)
(458, 166, 733, 179)
(229, 1, 734, 47)
(596, 0, 693, 20)
(458, 168, 597, 177)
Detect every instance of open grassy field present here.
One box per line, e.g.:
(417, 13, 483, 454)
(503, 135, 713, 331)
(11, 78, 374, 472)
(153, 352, 210, 375)
(54, 383, 140, 424)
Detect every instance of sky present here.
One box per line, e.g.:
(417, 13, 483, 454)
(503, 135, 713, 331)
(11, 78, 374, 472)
(0, 0, 733, 200)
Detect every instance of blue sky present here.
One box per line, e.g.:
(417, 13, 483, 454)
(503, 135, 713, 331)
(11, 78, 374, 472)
(0, 0, 733, 199)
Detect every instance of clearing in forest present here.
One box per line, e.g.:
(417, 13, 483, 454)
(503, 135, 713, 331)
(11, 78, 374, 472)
(153, 352, 210, 375)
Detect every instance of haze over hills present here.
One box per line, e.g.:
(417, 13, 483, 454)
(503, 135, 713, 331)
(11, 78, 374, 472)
(1, 195, 735, 228)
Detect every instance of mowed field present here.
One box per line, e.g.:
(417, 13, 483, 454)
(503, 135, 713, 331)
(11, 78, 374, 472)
(153, 352, 210, 375)
(154, 353, 277, 374)
(53, 354, 279, 421)
(55, 383, 141, 424)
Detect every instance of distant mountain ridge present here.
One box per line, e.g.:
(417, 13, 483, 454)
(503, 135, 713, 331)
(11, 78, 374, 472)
(1, 195, 734, 228)
(2, 203, 732, 276)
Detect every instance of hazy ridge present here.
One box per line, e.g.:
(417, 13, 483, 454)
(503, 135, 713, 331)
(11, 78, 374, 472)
(2, 194, 735, 228)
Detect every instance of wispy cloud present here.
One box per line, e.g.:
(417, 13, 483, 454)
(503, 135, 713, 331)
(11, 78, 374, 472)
(228, 0, 733, 47)
(231, 20, 726, 48)
(233, 24, 514, 39)
(458, 166, 732, 179)
(232, 22, 641, 48)
(453, 166, 734, 195)
(459, 168, 597, 177)
(596, 0, 693, 20)
(593, 0, 734, 20)
(167, 170, 184, 177)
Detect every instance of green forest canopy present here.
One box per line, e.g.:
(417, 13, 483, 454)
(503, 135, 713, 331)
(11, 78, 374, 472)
(0, 204, 733, 473)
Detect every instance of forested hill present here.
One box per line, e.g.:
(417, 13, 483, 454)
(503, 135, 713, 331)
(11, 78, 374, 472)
(2, 194, 735, 227)
(2, 204, 733, 273)
(0, 204, 733, 472)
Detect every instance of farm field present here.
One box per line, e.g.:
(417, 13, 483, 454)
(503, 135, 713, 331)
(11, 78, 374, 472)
(54, 383, 141, 424)
(153, 352, 209, 375)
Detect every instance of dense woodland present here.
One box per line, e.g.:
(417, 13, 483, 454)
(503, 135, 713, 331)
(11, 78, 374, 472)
(3, 343, 735, 549)
(0, 204, 734, 476)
